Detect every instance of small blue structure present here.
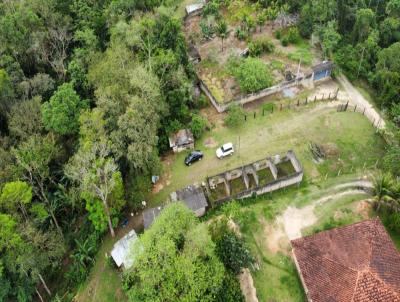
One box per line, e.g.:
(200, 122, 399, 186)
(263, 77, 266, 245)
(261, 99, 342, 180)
(312, 61, 334, 81)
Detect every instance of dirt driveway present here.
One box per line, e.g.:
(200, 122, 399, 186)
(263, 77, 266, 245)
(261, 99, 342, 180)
(265, 180, 373, 252)
(337, 74, 385, 129)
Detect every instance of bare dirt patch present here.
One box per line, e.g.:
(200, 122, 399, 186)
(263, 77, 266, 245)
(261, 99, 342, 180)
(355, 200, 372, 219)
(152, 155, 174, 194)
(262, 221, 289, 254)
(204, 137, 218, 148)
(322, 142, 340, 158)
(239, 268, 259, 302)
(262, 181, 373, 255)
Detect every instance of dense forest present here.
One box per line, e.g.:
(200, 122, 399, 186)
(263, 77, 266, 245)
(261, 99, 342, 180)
(0, 0, 399, 301)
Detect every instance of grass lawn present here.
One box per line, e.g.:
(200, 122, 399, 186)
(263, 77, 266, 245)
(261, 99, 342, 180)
(74, 234, 129, 302)
(150, 104, 385, 206)
(75, 91, 389, 302)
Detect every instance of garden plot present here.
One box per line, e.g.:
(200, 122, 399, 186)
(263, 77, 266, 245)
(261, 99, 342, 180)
(184, 0, 322, 104)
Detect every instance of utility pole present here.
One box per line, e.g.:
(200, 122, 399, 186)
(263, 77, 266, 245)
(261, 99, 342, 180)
(296, 58, 302, 85)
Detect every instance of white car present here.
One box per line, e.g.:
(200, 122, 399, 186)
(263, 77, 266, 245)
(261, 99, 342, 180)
(216, 143, 234, 159)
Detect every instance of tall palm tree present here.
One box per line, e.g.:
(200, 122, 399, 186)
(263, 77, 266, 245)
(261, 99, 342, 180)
(372, 173, 399, 212)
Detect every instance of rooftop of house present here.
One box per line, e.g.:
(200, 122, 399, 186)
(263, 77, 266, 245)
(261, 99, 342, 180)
(291, 218, 400, 302)
(169, 129, 194, 147)
(170, 185, 208, 212)
(312, 61, 334, 73)
(110, 229, 138, 269)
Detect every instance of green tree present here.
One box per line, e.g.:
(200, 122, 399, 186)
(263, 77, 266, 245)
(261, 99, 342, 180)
(256, 12, 267, 32)
(386, 0, 400, 17)
(190, 114, 209, 139)
(215, 232, 254, 274)
(0, 181, 32, 221)
(65, 110, 126, 237)
(321, 21, 341, 58)
(225, 104, 245, 128)
(42, 83, 88, 135)
(374, 42, 400, 106)
(353, 9, 376, 43)
(229, 57, 273, 93)
(216, 20, 228, 52)
(383, 145, 400, 176)
(372, 173, 399, 212)
(12, 134, 62, 235)
(8, 96, 43, 142)
(124, 203, 225, 302)
(379, 17, 400, 47)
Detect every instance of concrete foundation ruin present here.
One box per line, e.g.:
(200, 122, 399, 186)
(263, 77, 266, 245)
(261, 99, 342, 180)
(207, 150, 303, 204)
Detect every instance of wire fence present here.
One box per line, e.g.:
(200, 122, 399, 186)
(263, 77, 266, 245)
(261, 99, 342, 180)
(240, 89, 339, 120)
(336, 102, 385, 130)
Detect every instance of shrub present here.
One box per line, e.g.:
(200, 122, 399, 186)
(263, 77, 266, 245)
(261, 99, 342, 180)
(248, 38, 275, 57)
(202, 0, 220, 17)
(228, 57, 273, 93)
(215, 272, 245, 302)
(262, 102, 276, 113)
(235, 27, 248, 40)
(200, 19, 215, 40)
(215, 231, 254, 274)
(196, 94, 209, 109)
(286, 27, 301, 44)
(274, 29, 282, 39)
(281, 36, 289, 46)
(224, 104, 245, 128)
(190, 113, 209, 138)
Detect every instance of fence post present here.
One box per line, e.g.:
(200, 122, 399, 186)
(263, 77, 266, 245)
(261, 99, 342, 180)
(254, 112, 256, 119)
(336, 88, 339, 99)
(244, 115, 247, 121)
(262, 108, 265, 116)
(305, 97, 308, 104)
(297, 99, 299, 106)
(328, 92, 331, 100)
(345, 101, 349, 111)
(271, 106, 274, 113)
(363, 108, 365, 115)
(314, 95, 317, 102)
(354, 105, 357, 112)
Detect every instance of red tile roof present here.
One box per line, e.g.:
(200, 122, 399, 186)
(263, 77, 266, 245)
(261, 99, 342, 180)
(291, 218, 400, 302)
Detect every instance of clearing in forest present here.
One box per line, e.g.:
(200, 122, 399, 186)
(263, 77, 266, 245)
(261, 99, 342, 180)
(184, 0, 322, 104)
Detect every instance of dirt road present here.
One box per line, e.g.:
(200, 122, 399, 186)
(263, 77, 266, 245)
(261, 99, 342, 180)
(337, 74, 385, 129)
(266, 179, 373, 249)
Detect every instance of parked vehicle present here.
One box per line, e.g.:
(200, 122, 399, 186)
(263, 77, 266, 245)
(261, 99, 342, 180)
(185, 150, 204, 166)
(216, 143, 234, 159)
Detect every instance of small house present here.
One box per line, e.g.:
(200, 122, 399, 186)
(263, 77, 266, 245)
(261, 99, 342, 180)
(312, 61, 334, 82)
(170, 184, 208, 217)
(291, 218, 400, 302)
(110, 229, 138, 270)
(169, 129, 195, 153)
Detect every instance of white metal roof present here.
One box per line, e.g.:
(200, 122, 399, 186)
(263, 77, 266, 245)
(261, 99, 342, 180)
(111, 229, 138, 269)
